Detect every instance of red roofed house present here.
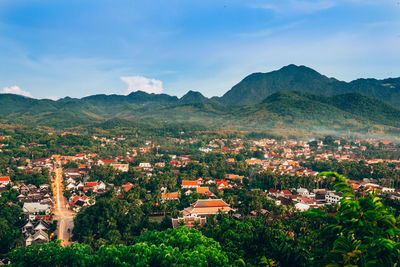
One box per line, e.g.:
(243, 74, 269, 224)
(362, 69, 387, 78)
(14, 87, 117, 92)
(0, 176, 11, 186)
(281, 190, 292, 196)
(121, 182, 134, 192)
(225, 174, 245, 183)
(216, 180, 231, 190)
(84, 181, 106, 193)
(161, 192, 180, 202)
(182, 199, 231, 216)
(181, 180, 200, 189)
(96, 159, 114, 165)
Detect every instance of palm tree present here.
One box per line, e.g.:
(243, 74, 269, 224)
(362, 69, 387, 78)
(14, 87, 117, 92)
(318, 171, 400, 266)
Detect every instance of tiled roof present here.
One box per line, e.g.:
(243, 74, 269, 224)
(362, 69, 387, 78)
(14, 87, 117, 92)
(192, 199, 229, 208)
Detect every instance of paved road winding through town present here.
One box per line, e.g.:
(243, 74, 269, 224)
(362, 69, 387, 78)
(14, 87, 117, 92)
(53, 165, 75, 246)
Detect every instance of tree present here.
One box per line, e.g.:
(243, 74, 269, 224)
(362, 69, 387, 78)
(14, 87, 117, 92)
(0, 189, 24, 256)
(316, 171, 400, 266)
(8, 228, 230, 267)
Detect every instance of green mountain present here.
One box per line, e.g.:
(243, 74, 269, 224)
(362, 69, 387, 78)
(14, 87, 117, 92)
(1, 65, 400, 137)
(178, 91, 211, 104)
(219, 64, 400, 106)
(235, 91, 400, 129)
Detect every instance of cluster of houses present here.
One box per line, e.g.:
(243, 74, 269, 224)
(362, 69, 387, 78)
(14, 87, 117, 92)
(0, 175, 54, 247)
(267, 179, 399, 212)
(19, 183, 53, 247)
(0, 176, 11, 193)
(63, 168, 105, 212)
(267, 188, 343, 212)
(22, 220, 52, 246)
(92, 135, 127, 147)
(160, 177, 239, 228)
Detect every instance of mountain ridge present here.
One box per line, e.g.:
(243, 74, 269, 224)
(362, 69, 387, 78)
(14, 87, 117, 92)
(4, 64, 399, 107)
(1, 65, 400, 136)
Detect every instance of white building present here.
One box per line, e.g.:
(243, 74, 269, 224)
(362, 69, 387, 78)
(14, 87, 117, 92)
(326, 191, 342, 204)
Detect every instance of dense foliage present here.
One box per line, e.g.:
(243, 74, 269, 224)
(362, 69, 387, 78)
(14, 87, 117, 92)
(0, 189, 24, 256)
(8, 228, 229, 267)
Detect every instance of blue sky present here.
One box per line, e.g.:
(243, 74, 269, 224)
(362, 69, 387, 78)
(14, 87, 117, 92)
(0, 0, 399, 99)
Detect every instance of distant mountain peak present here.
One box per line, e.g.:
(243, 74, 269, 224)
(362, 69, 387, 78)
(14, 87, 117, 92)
(179, 90, 209, 104)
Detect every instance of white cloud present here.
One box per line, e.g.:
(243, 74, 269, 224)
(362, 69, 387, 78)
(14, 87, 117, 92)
(1, 85, 33, 97)
(121, 75, 164, 94)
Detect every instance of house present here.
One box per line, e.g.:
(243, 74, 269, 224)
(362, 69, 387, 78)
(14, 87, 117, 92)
(0, 176, 11, 186)
(161, 192, 180, 202)
(121, 182, 134, 192)
(196, 177, 204, 184)
(216, 180, 231, 190)
(23, 203, 51, 220)
(22, 221, 34, 233)
(280, 190, 292, 197)
(84, 182, 98, 191)
(246, 158, 262, 165)
(75, 153, 87, 160)
(26, 230, 49, 246)
(172, 215, 207, 229)
(326, 191, 342, 204)
(199, 147, 212, 153)
(184, 189, 193, 196)
(225, 174, 245, 183)
(34, 220, 49, 232)
(297, 196, 317, 205)
(66, 183, 76, 191)
(297, 188, 309, 197)
(96, 159, 114, 165)
(182, 199, 231, 216)
(181, 180, 200, 189)
(83, 181, 105, 193)
(69, 195, 91, 210)
(381, 187, 395, 193)
(111, 163, 129, 172)
(295, 203, 311, 212)
(196, 187, 210, 195)
(139, 162, 151, 169)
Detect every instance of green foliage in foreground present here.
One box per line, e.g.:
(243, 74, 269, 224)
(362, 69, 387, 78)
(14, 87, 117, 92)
(7, 227, 229, 267)
(0, 189, 24, 256)
(314, 172, 400, 266)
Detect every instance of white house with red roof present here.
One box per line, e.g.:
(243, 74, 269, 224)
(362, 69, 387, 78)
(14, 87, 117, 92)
(181, 180, 201, 189)
(0, 176, 11, 186)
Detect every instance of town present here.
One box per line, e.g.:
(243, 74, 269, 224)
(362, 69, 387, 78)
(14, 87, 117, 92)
(1, 131, 400, 258)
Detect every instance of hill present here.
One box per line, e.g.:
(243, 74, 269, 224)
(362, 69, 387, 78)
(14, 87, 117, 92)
(178, 90, 211, 104)
(1, 65, 400, 137)
(218, 64, 400, 106)
(235, 91, 400, 130)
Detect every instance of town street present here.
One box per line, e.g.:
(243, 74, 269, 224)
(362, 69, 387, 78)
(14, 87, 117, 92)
(52, 165, 75, 246)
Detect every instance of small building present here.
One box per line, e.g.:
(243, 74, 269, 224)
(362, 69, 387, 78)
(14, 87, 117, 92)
(326, 191, 342, 204)
(172, 215, 207, 229)
(181, 180, 200, 189)
(0, 176, 11, 186)
(161, 192, 180, 202)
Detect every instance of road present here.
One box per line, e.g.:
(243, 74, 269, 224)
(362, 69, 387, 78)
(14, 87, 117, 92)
(52, 165, 75, 246)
